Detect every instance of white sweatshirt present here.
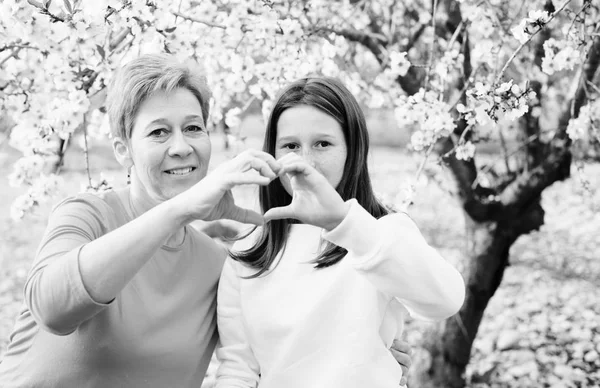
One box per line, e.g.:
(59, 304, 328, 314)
(215, 199, 465, 388)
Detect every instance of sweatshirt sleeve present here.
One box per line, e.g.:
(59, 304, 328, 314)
(215, 258, 260, 388)
(24, 195, 112, 336)
(323, 199, 465, 321)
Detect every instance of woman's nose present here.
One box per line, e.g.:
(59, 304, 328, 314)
(168, 130, 193, 157)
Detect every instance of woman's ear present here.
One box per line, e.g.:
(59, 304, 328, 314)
(113, 137, 133, 169)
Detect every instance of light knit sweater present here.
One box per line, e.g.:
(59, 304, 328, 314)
(215, 199, 465, 388)
(0, 190, 224, 387)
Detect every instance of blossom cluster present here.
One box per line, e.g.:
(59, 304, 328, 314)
(394, 89, 456, 151)
(566, 101, 599, 142)
(457, 80, 534, 126)
(511, 10, 552, 44)
(542, 38, 584, 75)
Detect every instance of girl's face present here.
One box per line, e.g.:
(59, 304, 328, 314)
(275, 104, 347, 195)
(126, 88, 211, 203)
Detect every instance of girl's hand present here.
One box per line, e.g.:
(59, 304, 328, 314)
(263, 153, 349, 230)
(174, 150, 281, 225)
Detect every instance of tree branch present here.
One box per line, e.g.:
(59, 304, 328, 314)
(499, 36, 600, 210)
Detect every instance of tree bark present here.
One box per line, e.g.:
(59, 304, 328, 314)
(411, 200, 544, 387)
(410, 36, 600, 388)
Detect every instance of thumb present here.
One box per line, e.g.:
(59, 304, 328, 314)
(225, 205, 264, 226)
(263, 205, 296, 223)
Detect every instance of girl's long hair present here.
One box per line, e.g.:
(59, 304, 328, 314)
(231, 77, 390, 277)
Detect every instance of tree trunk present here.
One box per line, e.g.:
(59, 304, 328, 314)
(411, 202, 544, 387)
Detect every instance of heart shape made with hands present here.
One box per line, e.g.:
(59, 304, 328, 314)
(264, 154, 350, 231)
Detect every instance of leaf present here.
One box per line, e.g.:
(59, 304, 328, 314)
(96, 44, 105, 60)
(62, 0, 72, 14)
(26, 0, 45, 9)
(165, 26, 177, 33)
(44, 0, 53, 8)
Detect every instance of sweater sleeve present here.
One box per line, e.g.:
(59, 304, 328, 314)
(24, 195, 113, 336)
(215, 258, 260, 388)
(323, 199, 465, 321)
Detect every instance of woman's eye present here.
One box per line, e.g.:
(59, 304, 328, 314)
(185, 125, 204, 133)
(316, 141, 331, 148)
(149, 128, 167, 137)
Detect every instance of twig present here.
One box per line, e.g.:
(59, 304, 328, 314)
(413, 142, 436, 189)
(495, 0, 573, 85)
(424, 0, 439, 87)
(566, 0, 591, 38)
(82, 117, 93, 189)
(171, 11, 226, 29)
(471, 133, 540, 189)
(498, 126, 511, 173)
(0, 48, 22, 67)
(447, 66, 480, 111)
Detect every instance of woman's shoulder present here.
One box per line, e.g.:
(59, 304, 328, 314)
(50, 189, 125, 230)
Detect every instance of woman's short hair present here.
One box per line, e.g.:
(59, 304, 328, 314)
(231, 77, 389, 277)
(106, 53, 211, 139)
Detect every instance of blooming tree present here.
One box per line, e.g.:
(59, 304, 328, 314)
(1, 0, 599, 386)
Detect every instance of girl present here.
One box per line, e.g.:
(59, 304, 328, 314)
(214, 77, 465, 388)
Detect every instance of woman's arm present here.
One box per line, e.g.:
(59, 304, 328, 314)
(215, 259, 260, 388)
(323, 199, 465, 321)
(26, 150, 281, 335)
(24, 194, 191, 335)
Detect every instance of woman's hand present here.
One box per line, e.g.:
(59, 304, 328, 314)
(390, 339, 412, 386)
(173, 150, 281, 226)
(263, 153, 349, 230)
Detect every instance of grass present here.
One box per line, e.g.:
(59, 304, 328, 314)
(1, 129, 599, 387)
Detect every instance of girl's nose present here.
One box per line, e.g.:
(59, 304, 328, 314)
(301, 150, 317, 168)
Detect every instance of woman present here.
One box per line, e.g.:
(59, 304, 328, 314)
(0, 55, 411, 387)
(0, 54, 282, 387)
(215, 78, 466, 388)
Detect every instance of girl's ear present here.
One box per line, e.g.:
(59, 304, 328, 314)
(113, 137, 133, 169)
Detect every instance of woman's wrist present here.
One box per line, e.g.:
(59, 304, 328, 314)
(162, 196, 193, 228)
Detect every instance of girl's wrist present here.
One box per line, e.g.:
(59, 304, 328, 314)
(323, 201, 351, 231)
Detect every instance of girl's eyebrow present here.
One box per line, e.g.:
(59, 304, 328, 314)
(277, 133, 336, 143)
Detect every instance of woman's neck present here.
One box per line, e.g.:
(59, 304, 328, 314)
(126, 183, 186, 247)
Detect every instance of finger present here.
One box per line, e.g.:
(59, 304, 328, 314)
(247, 157, 278, 179)
(251, 151, 282, 174)
(390, 348, 412, 369)
(225, 205, 264, 225)
(228, 173, 273, 187)
(278, 161, 312, 177)
(263, 205, 296, 222)
(392, 339, 412, 355)
(400, 376, 407, 386)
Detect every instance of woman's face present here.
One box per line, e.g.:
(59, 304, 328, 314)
(275, 104, 347, 195)
(127, 88, 211, 202)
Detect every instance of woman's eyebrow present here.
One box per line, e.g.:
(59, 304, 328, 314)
(145, 118, 170, 129)
(183, 114, 204, 122)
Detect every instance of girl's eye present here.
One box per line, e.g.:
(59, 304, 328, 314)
(282, 143, 299, 150)
(316, 141, 331, 148)
(149, 128, 167, 137)
(185, 125, 204, 133)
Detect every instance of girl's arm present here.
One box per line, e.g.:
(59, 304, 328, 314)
(323, 199, 465, 321)
(215, 259, 260, 388)
(264, 154, 465, 321)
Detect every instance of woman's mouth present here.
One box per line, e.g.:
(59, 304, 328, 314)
(165, 167, 196, 175)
